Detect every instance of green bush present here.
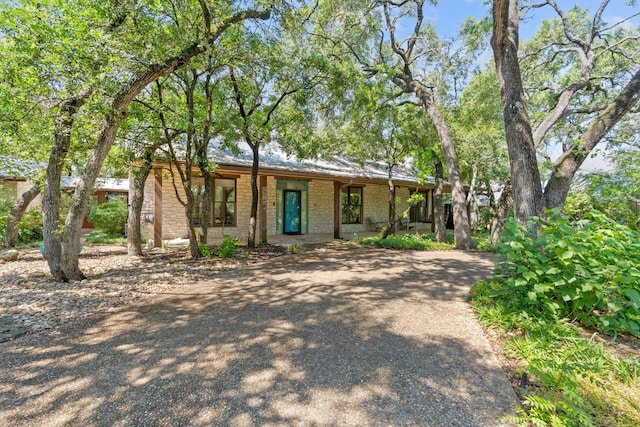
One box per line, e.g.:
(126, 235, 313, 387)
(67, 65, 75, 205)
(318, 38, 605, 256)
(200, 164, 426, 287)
(199, 242, 211, 257)
(218, 235, 238, 259)
(494, 210, 640, 337)
(0, 199, 43, 245)
(88, 201, 127, 235)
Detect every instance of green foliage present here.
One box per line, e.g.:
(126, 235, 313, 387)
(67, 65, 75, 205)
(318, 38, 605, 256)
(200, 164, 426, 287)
(0, 199, 43, 245)
(218, 235, 239, 259)
(472, 209, 640, 423)
(472, 266, 640, 426)
(199, 243, 211, 257)
(356, 233, 454, 251)
(472, 229, 496, 252)
(88, 201, 127, 235)
(17, 209, 43, 244)
(563, 190, 595, 220)
(495, 210, 640, 337)
(85, 229, 126, 244)
(580, 148, 640, 230)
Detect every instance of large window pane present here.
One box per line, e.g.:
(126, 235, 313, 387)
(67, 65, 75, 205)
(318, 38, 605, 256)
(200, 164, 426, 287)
(410, 191, 429, 223)
(213, 178, 236, 226)
(341, 186, 362, 224)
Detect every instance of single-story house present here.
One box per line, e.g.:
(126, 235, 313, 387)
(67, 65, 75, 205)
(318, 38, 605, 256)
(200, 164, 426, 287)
(1, 156, 128, 228)
(0, 156, 45, 208)
(61, 177, 129, 228)
(141, 145, 455, 245)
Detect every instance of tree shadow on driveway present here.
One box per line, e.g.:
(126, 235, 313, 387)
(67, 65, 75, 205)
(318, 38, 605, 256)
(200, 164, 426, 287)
(0, 248, 518, 426)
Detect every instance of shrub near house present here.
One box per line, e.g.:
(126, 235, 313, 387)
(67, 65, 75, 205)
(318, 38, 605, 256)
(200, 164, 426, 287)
(0, 199, 43, 246)
(86, 201, 128, 244)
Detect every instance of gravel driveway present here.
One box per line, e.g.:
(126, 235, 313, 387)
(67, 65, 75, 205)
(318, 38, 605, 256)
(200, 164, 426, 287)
(1, 245, 518, 426)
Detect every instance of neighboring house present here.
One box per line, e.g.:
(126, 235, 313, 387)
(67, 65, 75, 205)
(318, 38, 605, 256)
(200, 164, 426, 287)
(0, 156, 128, 228)
(61, 177, 128, 228)
(0, 156, 45, 209)
(142, 146, 455, 244)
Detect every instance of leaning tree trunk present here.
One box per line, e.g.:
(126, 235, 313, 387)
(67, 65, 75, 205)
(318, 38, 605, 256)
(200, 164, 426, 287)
(42, 88, 92, 282)
(416, 87, 474, 249)
(491, 0, 544, 229)
(491, 178, 513, 245)
(53, 8, 272, 281)
(382, 170, 397, 239)
(466, 164, 479, 231)
(186, 202, 201, 259)
(2, 184, 40, 248)
(127, 148, 154, 256)
(248, 143, 260, 249)
(543, 68, 640, 210)
(433, 155, 447, 243)
(197, 148, 212, 245)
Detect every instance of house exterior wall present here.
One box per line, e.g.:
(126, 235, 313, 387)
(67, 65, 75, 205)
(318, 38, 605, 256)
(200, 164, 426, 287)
(266, 176, 277, 236)
(0, 180, 43, 209)
(142, 166, 436, 243)
(0, 180, 17, 201)
(308, 179, 334, 234)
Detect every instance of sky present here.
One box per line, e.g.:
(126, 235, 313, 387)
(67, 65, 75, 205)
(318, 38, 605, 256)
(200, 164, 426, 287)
(424, 0, 640, 41)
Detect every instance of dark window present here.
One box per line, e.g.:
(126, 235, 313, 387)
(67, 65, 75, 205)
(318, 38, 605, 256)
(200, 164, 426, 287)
(213, 178, 236, 226)
(341, 186, 362, 224)
(410, 191, 429, 223)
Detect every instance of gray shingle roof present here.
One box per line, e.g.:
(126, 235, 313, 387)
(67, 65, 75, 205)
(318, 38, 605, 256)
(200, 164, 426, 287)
(0, 156, 46, 179)
(208, 144, 436, 185)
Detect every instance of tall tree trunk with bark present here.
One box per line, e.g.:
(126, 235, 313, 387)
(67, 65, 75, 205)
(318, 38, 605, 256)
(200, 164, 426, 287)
(466, 164, 478, 231)
(433, 155, 447, 243)
(416, 86, 474, 249)
(196, 68, 215, 245)
(50, 8, 271, 281)
(543, 68, 640, 210)
(2, 184, 40, 248)
(42, 88, 92, 282)
(382, 169, 397, 239)
(126, 148, 154, 256)
(197, 151, 212, 245)
(248, 143, 260, 248)
(491, 178, 512, 245)
(381, 1, 473, 250)
(491, 0, 544, 228)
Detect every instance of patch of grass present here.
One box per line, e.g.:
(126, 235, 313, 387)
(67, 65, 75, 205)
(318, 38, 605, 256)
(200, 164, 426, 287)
(355, 233, 454, 250)
(472, 229, 496, 252)
(85, 229, 126, 244)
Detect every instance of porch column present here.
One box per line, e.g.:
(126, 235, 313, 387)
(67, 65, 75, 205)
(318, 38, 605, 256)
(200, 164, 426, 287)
(259, 175, 267, 244)
(333, 181, 341, 239)
(153, 170, 163, 247)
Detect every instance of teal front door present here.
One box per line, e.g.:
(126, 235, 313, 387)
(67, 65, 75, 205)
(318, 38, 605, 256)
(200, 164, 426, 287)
(283, 190, 302, 234)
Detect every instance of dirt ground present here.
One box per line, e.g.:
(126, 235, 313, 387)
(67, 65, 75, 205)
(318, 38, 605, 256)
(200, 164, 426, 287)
(1, 243, 519, 426)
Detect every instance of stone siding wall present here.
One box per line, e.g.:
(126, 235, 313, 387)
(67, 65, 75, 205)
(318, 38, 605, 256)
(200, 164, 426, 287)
(0, 180, 17, 201)
(308, 180, 334, 234)
(0, 180, 43, 209)
(141, 166, 431, 243)
(17, 181, 43, 209)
